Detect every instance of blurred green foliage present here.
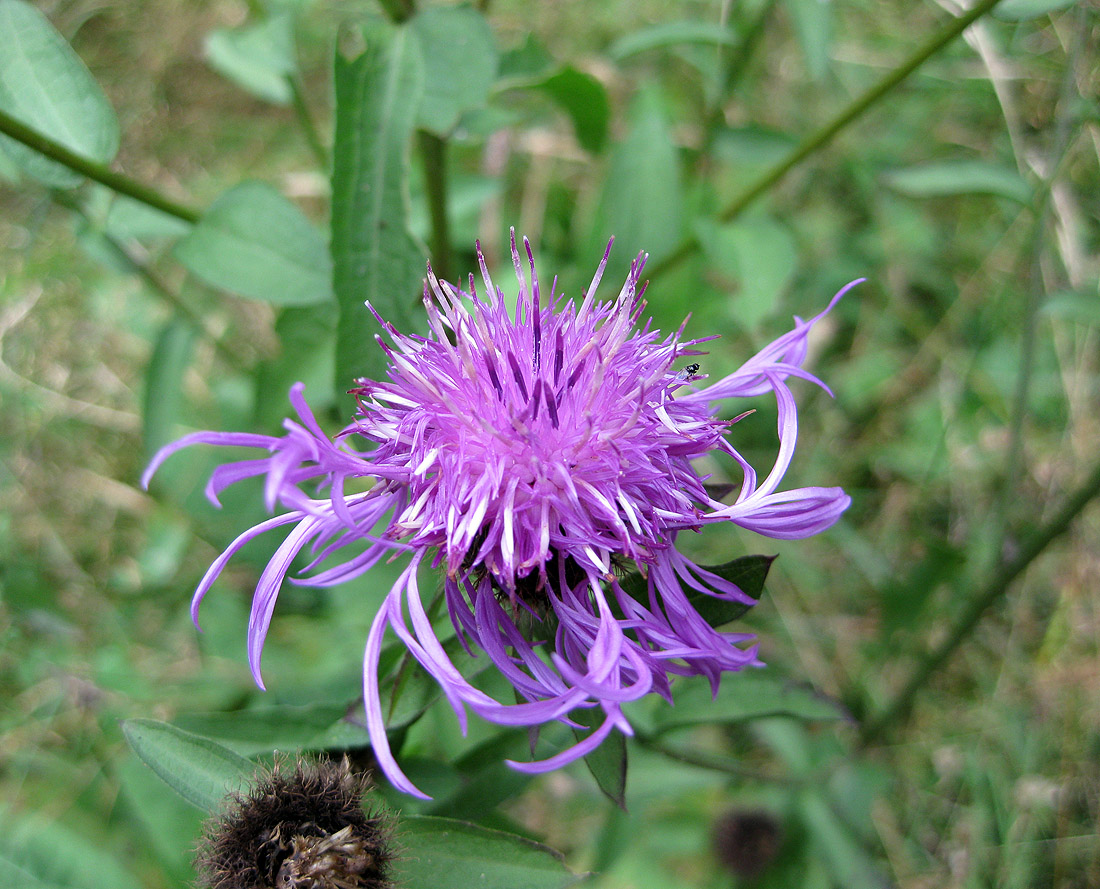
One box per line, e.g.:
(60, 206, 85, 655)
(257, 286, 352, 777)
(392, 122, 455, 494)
(1, 0, 1098, 886)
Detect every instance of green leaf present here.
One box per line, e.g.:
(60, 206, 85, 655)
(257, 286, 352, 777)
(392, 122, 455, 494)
(590, 87, 681, 279)
(122, 718, 254, 812)
(0, 0, 120, 187)
(620, 554, 774, 629)
(696, 216, 799, 328)
(573, 707, 627, 809)
(410, 5, 497, 135)
(1040, 288, 1100, 326)
(883, 160, 1032, 203)
(647, 672, 848, 734)
(394, 815, 581, 889)
(254, 302, 338, 431)
(0, 804, 144, 889)
(993, 0, 1079, 20)
(786, 0, 834, 80)
(331, 23, 425, 395)
(105, 194, 193, 240)
(174, 181, 333, 306)
(143, 317, 198, 459)
(205, 12, 297, 104)
(537, 66, 610, 154)
(173, 701, 350, 756)
(608, 21, 736, 60)
(116, 757, 206, 884)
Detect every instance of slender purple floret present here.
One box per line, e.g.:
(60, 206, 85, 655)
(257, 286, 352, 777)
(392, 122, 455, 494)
(144, 232, 858, 798)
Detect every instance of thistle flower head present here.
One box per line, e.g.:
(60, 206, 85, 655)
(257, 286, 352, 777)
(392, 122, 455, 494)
(145, 232, 857, 799)
(196, 758, 392, 889)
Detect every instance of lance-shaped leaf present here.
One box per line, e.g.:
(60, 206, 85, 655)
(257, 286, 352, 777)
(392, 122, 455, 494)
(331, 23, 425, 395)
(122, 718, 253, 812)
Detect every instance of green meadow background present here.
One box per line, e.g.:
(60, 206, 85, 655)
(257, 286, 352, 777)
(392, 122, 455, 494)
(1, 0, 1097, 886)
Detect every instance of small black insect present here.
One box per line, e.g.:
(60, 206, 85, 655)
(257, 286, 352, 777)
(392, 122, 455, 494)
(684, 363, 701, 376)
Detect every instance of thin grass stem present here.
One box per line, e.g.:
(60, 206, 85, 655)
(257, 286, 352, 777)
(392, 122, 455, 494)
(648, 0, 1008, 281)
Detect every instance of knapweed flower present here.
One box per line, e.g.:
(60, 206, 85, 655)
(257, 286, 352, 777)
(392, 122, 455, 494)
(196, 757, 392, 889)
(145, 232, 857, 799)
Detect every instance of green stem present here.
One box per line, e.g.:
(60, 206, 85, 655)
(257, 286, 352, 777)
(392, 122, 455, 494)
(648, 0, 1008, 281)
(417, 130, 453, 283)
(0, 107, 200, 224)
(287, 73, 327, 169)
(859, 455, 1100, 746)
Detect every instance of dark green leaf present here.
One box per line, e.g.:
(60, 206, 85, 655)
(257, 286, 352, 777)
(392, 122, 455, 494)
(174, 181, 332, 305)
(993, 0, 1078, 20)
(0, 0, 120, 187)
(122, 718, 253, 812)
(498, 33, 553, 80)
(648, 672, 848, 734)
(394, 815, 581, 889)
(620, 554, 774, 629)
(143, 317, 197, 459)
(331, 22, 425, 396)
(204, 12, 296, 104)
(609, 21, 736, 60)
(537, 66, 610, 154)
(410, 5, 497, 135)
(883, 161, 1032, 203)
(427, 733, 536, 821)
(573, 707, 627, 809)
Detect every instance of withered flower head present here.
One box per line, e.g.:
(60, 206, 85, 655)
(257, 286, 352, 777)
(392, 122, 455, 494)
(197, 758, 392, 889)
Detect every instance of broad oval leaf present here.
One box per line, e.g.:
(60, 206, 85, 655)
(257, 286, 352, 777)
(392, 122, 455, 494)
(395, 815, 581, 889)
(122, 718, 253, 812)
(0, 0, 120, 187)
(410, 5, 497, 135)
(174, 181, 333, 306)
(883, 160, 1032, 204)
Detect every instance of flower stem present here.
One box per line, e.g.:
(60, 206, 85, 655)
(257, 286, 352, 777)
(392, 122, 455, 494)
(648, 0, 1008, 281)
(858, 455, 1100, 746)
(287, 73, 328, 170)
(0, 107, 201, 224)
(417, 130, 453, 284)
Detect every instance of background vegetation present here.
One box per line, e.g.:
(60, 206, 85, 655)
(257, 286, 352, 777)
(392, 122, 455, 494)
(1, 0, 1097, 886)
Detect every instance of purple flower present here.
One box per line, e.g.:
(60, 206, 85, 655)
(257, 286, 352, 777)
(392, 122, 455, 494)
(145, 232, 857, 799)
